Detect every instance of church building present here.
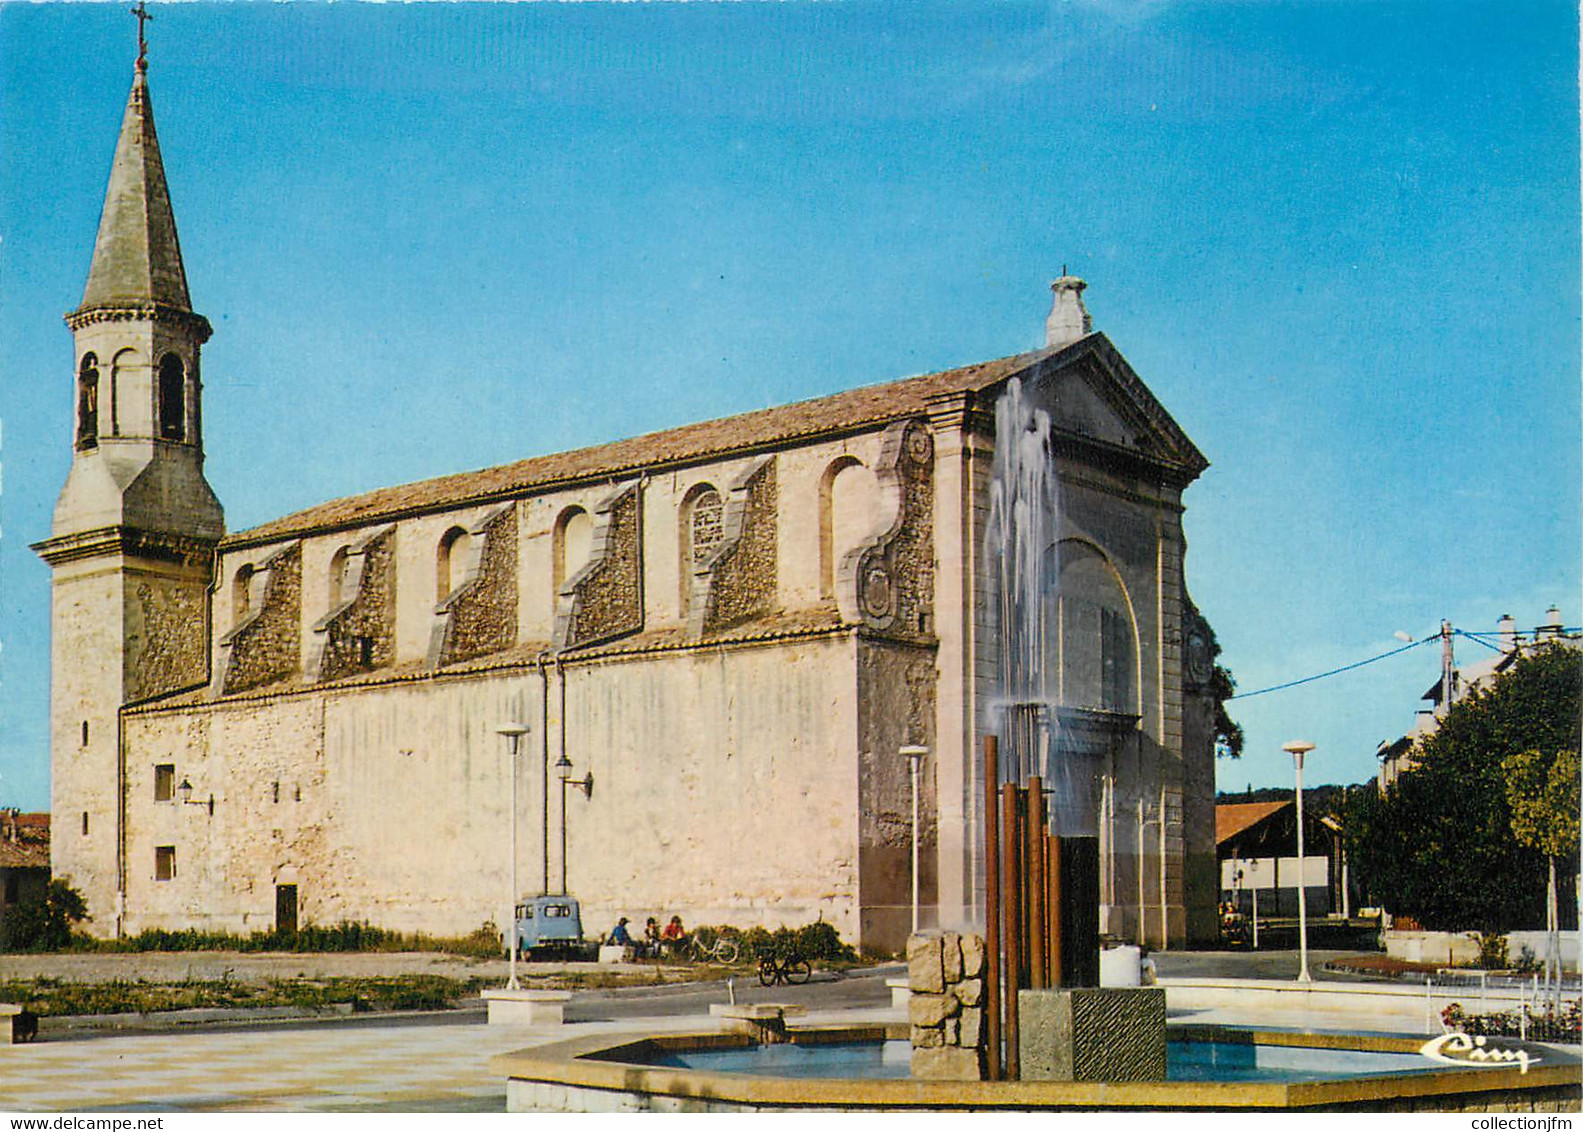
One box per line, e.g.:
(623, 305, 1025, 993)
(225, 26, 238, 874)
(37, 54, 1223, 952)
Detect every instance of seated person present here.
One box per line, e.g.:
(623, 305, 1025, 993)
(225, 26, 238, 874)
(661, 915, 688, 954)
(607, 917, 634, 948)
(643, 917, 662, 958)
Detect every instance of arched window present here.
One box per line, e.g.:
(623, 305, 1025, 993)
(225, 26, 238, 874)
(328, 546, 350, 609)
(111, 348, 137, 437)
(157, 353, 185, 441)
(76, 353, 99, 450)
(232, 564, 256, 628)
(436, 526, 470, 604)
(822, 459, 880, 598)
(678, 484, 723, 609)
(1055, 540, 1138, 715)
(552, 507, 592, 596)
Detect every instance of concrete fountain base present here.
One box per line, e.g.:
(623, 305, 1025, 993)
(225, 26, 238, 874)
(1019, 987, 1167, 1082)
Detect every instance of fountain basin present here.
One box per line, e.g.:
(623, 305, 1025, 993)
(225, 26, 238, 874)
(492, 1022, 1580, 1113)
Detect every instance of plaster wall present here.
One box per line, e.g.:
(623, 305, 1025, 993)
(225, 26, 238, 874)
(122, 634, 865, 940)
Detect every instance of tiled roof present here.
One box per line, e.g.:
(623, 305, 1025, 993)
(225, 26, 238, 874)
(0, 812, 49, 870)
(0, 841, 48, 870)
(1215, 800, 1288, 845)
(224, 348, 1052, 548)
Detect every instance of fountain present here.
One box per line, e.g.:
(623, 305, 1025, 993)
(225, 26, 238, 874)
(490, 375, 1579, 1112)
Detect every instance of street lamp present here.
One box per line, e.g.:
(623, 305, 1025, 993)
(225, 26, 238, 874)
(899, 745, 928, 935)
(496, 721, 529, 990)
(555, 751, 593, 896)
(1282, 739, 1316, 984)
(176, 778, 213, 816)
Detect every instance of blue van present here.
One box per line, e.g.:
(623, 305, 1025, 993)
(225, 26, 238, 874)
(512, 894, 590, 958)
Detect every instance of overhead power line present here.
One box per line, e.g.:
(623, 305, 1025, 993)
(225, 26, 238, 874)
(1228, 624, 1582, 702)
(1229, 637, 1434, 701)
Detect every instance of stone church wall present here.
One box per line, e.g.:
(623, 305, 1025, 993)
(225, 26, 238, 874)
(122, 632, 863, 940)
(856, 636, 938, 951)
(48, 563, 126, 933)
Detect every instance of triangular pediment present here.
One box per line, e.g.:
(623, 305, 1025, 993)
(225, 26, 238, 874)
(1002, 334, 1209, 481)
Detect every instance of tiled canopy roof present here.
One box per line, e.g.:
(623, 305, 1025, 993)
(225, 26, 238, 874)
(1215, 800, 1289, 846)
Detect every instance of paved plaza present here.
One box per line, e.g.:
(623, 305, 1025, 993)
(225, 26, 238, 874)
(0, 955, 1573, 1113)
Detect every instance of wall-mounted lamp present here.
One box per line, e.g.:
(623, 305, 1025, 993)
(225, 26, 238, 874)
(177, 778, 214, 816)
(555, 753, 592, 895)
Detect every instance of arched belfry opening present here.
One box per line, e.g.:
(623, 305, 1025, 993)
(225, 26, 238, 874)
(76, 353, 100, 450)
(157, 353, 185, 441)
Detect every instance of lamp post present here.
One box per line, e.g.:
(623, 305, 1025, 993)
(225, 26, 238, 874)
(1283, 739, 1316, 984)
(555, 752, 593, 896)
(496, 721, 529, 990)
(899, 746, 928, 935)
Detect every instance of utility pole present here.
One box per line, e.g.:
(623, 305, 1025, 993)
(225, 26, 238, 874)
(1437, 619, 1455, 719)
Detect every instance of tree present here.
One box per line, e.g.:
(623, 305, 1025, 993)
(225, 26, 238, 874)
(1345, 643, 1580, 933)
(1504, 747, 1580, 990)
(1212, 662, 1245, 759)
(4, 879, 87, 951)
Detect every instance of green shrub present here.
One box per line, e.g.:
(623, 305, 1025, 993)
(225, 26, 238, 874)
(1472, 931, 1510, 970)
(691, 919, 855, 962)
(4, 880, 87, 951)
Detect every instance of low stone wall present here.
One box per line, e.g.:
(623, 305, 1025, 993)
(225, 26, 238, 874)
(907, 931, 986, 1080)
(1385, 930, 1579, 971)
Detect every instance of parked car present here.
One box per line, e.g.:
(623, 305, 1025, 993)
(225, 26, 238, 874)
(511, 894, 594, 959)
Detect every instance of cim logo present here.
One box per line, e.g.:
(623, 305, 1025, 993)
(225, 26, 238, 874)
(1420, 1031, 1540, 1075)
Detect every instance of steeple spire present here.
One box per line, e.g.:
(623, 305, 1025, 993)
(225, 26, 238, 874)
(75, 31, 195, 318)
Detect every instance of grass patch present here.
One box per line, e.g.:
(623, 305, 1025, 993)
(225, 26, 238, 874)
(62, 921, 503, 958)
(0, 974, 495, 1018)
(0, 969, 679, 1018)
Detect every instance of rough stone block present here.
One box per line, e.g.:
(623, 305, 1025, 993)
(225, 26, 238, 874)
(954, 977, 982, 1006)
(1018, 987, 1166, 1082)
(944, 1016, 960, 1045)
(909, 991, 958, 1028)
(941, 931, 963, 983)
(960, 934, 985, 978)
(911, 1024, 944, 1048)
(910, 1045, 983, 1081)
(958, 1006, 983, 1048)
(907, 934, 944, 993)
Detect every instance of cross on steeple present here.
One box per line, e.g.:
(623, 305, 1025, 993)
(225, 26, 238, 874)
(131, 1, 152, 69)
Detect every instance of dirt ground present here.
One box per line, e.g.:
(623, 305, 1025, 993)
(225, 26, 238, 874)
(0, 950, 665, 985)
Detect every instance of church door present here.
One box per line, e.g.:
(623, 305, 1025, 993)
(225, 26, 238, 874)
(275, 884, 298, 935)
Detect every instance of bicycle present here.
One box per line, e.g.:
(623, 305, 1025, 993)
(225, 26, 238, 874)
(686, 931, 741, 965)
(757, 947, 811, 987)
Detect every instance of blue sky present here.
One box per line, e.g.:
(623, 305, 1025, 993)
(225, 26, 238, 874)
(1, 1, 1577, 811)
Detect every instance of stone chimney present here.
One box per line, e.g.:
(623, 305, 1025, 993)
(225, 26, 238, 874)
(1045, 275, 1092, 349)
(1537, 606, 1563, 641)
(1497, 614, 1517, 653)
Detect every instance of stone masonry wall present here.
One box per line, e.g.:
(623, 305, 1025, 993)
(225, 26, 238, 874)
(696, 456, 778, 636)
(841, 419, 934, 641)
(436, 506, 518, 667)
(312, 527, 396, 683)
(556, 483, 643, 649)
(128, 570, 208, 701)
(220, 543, 301, 695)
(907, 930, 986, 1080)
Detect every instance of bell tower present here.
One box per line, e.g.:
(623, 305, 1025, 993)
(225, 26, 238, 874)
(32, 27, 223, 934)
